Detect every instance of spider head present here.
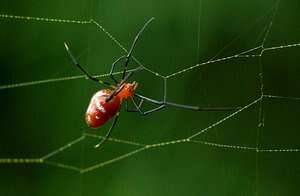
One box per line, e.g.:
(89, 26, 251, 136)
(117, 81, 138, 100)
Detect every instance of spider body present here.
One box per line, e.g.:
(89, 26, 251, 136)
(86, 82, 138, 128)
(64, 17, 239, 148)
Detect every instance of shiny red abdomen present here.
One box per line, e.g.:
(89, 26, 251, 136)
(85, 89, 121, 128)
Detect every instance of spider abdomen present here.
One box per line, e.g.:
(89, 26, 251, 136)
(85, 89, 121, 128)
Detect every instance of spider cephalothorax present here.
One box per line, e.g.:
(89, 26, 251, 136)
(115, 81, 138, 100)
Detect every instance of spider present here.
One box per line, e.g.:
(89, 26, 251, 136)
(64, 17, 239, 148)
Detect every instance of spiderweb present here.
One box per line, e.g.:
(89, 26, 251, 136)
(1, 0, 300, 195)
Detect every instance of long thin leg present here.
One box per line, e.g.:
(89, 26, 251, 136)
(143, 105, 165, 115)
(135, 93, 163, 105)
(129, 77, 240, 115)
(125, 97, 144, 113)
(125, 101, 137, 113)
(127, 96, 165, 116)
(64, 42, 113, 87)
(164, 101, 242, 111)
(109, 55, 126, 84)
(121, 17, 155, 80)
(134, 93, 241, 114)
(106, 18, 154, 83)
(94, 113, 120, 148)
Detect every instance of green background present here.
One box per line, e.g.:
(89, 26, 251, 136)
(1, 0, 300, 195)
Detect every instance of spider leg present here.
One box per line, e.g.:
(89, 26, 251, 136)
(125, 96, 165, 115)
(121, 17, 155, 80)
(125, 101, 137, 113)
(129, 75, 240, 115)
(125, 97, 144, 113)
(109, 55, 126, 84)
(108, 17, 155, 84)
(164, 102, 242, 111)
(125, 103, 139, 113)
(94, 113, 120, 148)
(135, 93, 241, 112)
(142, 105, 165, 115)
(64, 43, 113, 87)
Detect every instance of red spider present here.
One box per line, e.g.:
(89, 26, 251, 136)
(64, 18, 239, 148)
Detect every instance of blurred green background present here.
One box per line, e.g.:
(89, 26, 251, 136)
(1, 0, 300, 195)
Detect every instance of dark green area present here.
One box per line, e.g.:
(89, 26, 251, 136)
(0, 0, 300, 195)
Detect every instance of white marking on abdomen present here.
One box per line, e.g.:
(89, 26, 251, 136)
(96, 101, 106, 113)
